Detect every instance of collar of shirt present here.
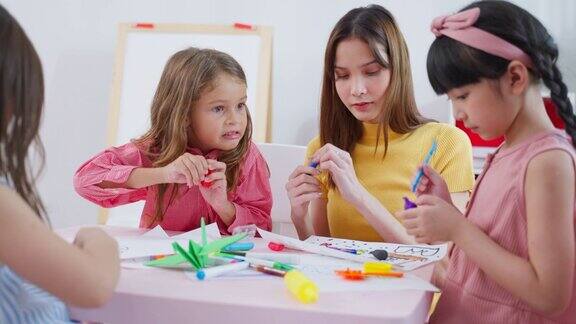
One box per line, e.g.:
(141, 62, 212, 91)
(186, 146, 221, 160)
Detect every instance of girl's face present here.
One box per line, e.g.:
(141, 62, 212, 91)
(189, 73, 248, 152)
(334, 37, 391, 124)
(448, 78, 518, 140)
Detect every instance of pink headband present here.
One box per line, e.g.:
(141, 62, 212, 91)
(431, 7, 534, 69)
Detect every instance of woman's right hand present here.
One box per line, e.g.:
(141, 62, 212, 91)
(161, 153, 209, 187)
(414, 165, 452, 204)
(285, 165, 322, 221)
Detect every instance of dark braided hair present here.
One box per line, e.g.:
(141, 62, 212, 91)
(427, 0, 576, 147)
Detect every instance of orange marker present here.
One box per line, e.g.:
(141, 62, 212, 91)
(335, 268, 365, 280)
(365, 271, 404, 278)
(150, 254, 168, 260)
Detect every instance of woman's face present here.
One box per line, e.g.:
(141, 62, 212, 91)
(333, 37, 391, 123)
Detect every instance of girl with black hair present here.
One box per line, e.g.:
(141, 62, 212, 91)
(398, 1, 575, 322)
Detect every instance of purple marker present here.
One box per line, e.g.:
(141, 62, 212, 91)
(403, 196, 417, 210)
(327, 246, 365, 255)
(309, 161, 319, 168)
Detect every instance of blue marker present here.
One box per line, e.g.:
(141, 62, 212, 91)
(309, 161, 319, 168)
(222, 242, 254, 252)
(410, 140, 438, 192)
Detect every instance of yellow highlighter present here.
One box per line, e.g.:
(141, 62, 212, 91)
(364, 261, 393, 273)
(284, 269, 318, 304)
(363, 262, 404, 277)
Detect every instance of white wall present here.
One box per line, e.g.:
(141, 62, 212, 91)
(2, 0, 574, 228)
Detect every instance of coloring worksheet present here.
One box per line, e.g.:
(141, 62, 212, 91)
(305, 235, 448, 271)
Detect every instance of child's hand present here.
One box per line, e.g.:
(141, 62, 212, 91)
(198, 159, 229, 208)
(314, 144, 365, 206)
(285, 164, 322, 221)
(161, 153, 209, 187)
(396, 195, 465, 243)
(73, 227, 118, 255)
(413, 165, 452, 204)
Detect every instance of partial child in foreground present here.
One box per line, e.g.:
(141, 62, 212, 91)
(0, 4, 119, 322)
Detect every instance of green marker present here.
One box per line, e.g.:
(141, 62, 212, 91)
(219, 253, 295, 271)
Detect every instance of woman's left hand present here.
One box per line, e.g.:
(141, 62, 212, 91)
(313, 143, 365, 205)
(199, 159, 229, 208)
(396, 194, 466, 243)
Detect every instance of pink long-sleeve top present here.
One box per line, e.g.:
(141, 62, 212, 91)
(73, 141, 272, 234)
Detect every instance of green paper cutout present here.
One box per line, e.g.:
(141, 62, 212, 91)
(144, 217, 249, 270)
(172, 242, 200, 269)
(201, 233, 247, 256)
(189, 240, 204, 268)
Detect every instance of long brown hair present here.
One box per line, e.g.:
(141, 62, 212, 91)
(134, 48, 252, 224)
(0, 5, 47, 221)
(320, 5, 430, 187)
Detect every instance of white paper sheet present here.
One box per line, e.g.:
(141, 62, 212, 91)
(181, 253, 438, 291)
(140, 225, 169, 239)
(257, 228, 372, 263)
(117, 223, 221, 260)
(305, 235, 448, 271)
(164, 232, 439, 292)
(291, 254, 438, 292)
(257, 229, 447, 271)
